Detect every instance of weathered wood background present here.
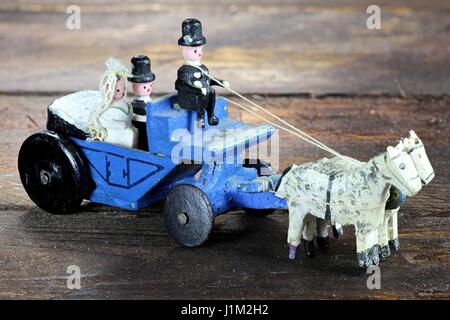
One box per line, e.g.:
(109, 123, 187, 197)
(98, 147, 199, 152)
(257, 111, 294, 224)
(1, 0, 449, 95)
(0, 0, 449, 299)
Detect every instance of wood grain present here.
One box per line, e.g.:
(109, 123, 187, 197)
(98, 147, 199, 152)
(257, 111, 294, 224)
(0, 0, 449, 95)
(0, 94, 448, 299)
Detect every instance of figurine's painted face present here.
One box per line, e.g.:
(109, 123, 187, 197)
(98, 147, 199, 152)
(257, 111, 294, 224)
(132, 82, 153, 97)
(113, 78, 126, 101)
(182, 45, 204, 61)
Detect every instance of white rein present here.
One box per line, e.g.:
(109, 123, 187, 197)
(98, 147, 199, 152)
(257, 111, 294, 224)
(194, 67, 348, 161)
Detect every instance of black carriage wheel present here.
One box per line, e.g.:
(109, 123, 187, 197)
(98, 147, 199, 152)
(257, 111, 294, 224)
(243, 158, 278, 216)
(164, 184, 213, 247)
(18, 131, 88, 214)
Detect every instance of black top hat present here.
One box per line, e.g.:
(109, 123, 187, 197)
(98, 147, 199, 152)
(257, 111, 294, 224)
(178, 18, 206, 47)
(128, 55, 156, 83)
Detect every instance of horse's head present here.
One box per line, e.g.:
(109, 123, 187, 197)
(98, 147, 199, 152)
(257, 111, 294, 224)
(402, 131, 435, 185)
(385, 146, 422, 197)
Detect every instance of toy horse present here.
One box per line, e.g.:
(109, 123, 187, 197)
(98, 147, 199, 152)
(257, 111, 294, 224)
(378, 131, 434, 256)
(277, 139, 424, 268)
(306, 131, 435, 261)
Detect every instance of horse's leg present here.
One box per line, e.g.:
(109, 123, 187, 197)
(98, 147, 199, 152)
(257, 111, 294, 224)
(388, 208, 400, 251)
(288, 208, 305, 260)
(316, 218, 330, 251)
(301, 214, 317, 258)
(378, 210, 391, 258)
(356, 225, 380, 268)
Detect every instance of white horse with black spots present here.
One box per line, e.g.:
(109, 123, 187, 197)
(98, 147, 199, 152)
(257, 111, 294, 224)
(297, 131, 434, 262)
(277, 141, 423, 268)
(377, 131, 434, 257)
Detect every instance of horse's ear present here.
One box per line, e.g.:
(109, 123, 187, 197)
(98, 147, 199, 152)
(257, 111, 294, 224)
(408, 130, 420, 144)
(405, 137, 413, 149)
(408, 130, 417, 140)
(394, 139, 404, 150)
(387, 145, 400, 158)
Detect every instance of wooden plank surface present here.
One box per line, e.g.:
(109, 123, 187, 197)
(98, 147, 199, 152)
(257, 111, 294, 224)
(0, 0, 449, 95)
(0, 94, 448, 299)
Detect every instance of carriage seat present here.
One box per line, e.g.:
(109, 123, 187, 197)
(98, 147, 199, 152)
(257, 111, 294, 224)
(147, 94, 275, 162)
(47, 90, 101, 140)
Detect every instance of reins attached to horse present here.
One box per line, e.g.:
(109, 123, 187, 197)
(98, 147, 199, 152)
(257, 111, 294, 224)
(194, 66, 349, 161)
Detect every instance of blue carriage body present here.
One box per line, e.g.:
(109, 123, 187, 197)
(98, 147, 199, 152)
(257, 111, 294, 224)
(72, 94, 287, 215)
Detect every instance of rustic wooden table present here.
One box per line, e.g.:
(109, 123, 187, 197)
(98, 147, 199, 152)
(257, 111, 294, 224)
(0, 0, 448, 299)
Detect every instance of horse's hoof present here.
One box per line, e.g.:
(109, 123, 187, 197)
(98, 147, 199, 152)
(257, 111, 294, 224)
(389, 238, 400, 251)
(357, 250, 370, 268)
(357, 248, 378, 268)
(380, 245, 391, 258)
(316, 236, 330, 251)
(302, 239, 316, 258)
(370, 246, 380, 266)
(332, 226, 344, 239)
(289, 245, 298, 260)
(358, 246, 380, 267)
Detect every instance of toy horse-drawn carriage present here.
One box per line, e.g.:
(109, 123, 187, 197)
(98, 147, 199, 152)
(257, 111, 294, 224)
(17, 82, 435, 268)
(18, 17, 435, 268)
(18, 91, 287, 247)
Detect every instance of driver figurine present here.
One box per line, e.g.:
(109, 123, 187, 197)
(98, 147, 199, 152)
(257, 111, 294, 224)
(175, 18, 229, 128)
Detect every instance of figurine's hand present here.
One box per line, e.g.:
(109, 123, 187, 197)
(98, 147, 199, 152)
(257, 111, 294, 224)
(201, 88, 207, 95)
(222, 80, 230, 88)
(193, 81, 202, 88)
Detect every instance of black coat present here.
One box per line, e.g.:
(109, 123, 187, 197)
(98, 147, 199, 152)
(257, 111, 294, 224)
(131, 99, 147, 115)
(175, 64, 222, 110)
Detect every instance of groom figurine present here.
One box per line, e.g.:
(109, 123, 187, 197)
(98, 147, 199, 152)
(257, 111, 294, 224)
(128, 55, 155, 118)
(128, 55, 155, 150)
(175, 18, 229, 128)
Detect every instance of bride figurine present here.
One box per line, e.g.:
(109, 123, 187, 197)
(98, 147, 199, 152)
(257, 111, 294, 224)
(88, 58, 138, 148)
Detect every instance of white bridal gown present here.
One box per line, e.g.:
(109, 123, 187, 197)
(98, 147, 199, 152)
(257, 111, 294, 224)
(99, 99, 138, 148)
